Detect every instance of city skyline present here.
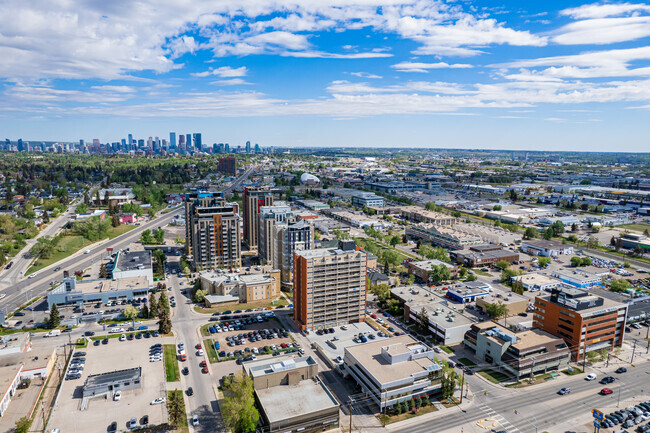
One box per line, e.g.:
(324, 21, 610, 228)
(2, 1, 650, 151)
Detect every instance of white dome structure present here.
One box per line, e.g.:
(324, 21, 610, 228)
(300, 173, 320, 185)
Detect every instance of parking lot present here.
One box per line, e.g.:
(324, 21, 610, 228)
(305, 321, 390, 361)
(48, 335, 168, 432)
(205, 313, 299, 362)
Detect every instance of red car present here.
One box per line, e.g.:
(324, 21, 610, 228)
(370, 314, 377, 319)
(196, 343, 202, 349)
(281, 343, 288, 349)
(600, 388, 613, 395)
(200, 361, 207, 368)
(202, 367, 209, 374)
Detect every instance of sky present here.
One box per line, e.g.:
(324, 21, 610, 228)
(1, 0, 650, 152)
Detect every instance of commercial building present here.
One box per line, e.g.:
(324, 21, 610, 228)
(538, 216, 581, 227)
(327, 210, 387, 229)
(199, 270, 281, 306)
(92, 188, 135, 206)
(476, 292, 530, 316)
(351, 192, 384, 208)
(615, 233, 650, 252)
(293, 244, 367, 331)
(406, 224, 483, 250)
(0, 364, 22, 418)
(446, 283, 491, 304)
(185, 192, 241, 270)
(407, 259, 458, 284)
(217, 156, 237, 175)
(247, 356, 339, 433)
(364, 181, 424, 194)
(464, 322, 570, 380)
(551, 270, 602, 289)
(111, 249, 154, 286)
(521, 240, 574, 257)
(243, 187, 274, 250)
(47, 276, 150, 308)
(453, 245, 520, 268)
(82, 367, 142, 400)
(512, 273, 561, 292)
(533, 287, 628, 361)
(452, 223, 523, 246)
(399, 206, 455, 225)
(295, 199, 330, 211)
(344, 335, 442, 409)
(405, 300, 474, 344)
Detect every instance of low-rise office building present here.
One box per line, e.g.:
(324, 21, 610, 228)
(327, 210, 387, 229)
(111, 249, 154, 286)
(512, 273, 561, 292)
(453, 245, 520, 267)
(344, 335, 442, 409)
(405, 301, 474, 344)
(534, 287, 628, 361)
(464, 322, 570, 380)
(407, 259, 458, 283)
(521, 240, 574, 257)
(200, 270, 281, 306)
(615, 233, 650, 252)
(399, 206, 455, 225)
(243, 356, 340, 433)
(351, 192, 384, 208)
(476, 292, 530, 316)
(47, 276, 150, 309)
(82, 367, 142, 400)
(406, 224, 483, 251)
(453, 223, 522, 245)
(552, 270, 602, 288)
(446, 283, 491, 304)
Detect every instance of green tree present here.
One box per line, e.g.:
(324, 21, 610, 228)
(609, 279, 631, 293)
(99, 263, 107, 279)
(30, 235, 59, 259)
(493, 205, 502, 211)
(586, 351, 599, 364)
(466, 273, 478, 281)
(417, 307, 429, 334)
(122, 305, 139, 320)
(567, 234, 578, 243)
(222, 373, 260, 433)
(193, 289, 207, 304)
(390, 235, 400, 246)
(111, 214, 120, 227)
(623, 261, 631, 268)
(73, 216, 110, 241)
(538, 257, 551, 267)
(543, 227, 554, 240)
(511, 280, 525, 295)
(587, 237, 600, 248)
(485, 301, 509, 321)
(571, 256, 583, 267)
(581, 257, 592, 266)
(47, 304, 61, 328)
(428, 264, 451, 284)
(14, 417, 31, 433)
(149, 293, 159, 318)
(501, 268, 522, 284)
(495, 260, 510, 271)
(598, 348, 609, 362)
(141, 304, 149, 319)
(140, 229, 154, 244)
(523, 227, 538, 240)
(76, 203, 89, 213)
(159, 290, 170, 312)
(405, 274, 416, 285)
(440, 364, 461, 400)
(167, 390, 185, 426)
(158, 307, 172, 334)
(153, 228, 165, 244)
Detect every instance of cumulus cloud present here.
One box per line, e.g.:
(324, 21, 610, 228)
(560, 2, 650, 19)
(192, 66, 248, 77)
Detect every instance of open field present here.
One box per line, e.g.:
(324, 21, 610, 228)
(194, 298, 289, 314)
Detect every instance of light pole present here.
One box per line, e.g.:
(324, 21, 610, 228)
(514, 410, 539, 433)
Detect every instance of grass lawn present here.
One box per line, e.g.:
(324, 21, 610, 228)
(200, 323, 212, 336)
(75, 338, 88, 348)
(617, 223, 650, 232)
(26, 225, 136, 275)
(0, 326, 53, 336)
(164, 344, 180, 382)
(457, 357, 477, 367)
(440, 345, 455, 354)
(193, 297, 289, 314)
(380, 404, 438, 425)
(438, 396, 461, 408)
(167, 390, 188, 432)
(204, 339, 219, 364)
(506, 373, 554, 388)
(562, 367, 583, 376)
(472, 269, 492, 277)
(90, 333, 124, 341)
(478, 369, 510, 384)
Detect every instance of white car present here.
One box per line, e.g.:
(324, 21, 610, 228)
(114, 390, 121, 401)
(151, 397, 166, 405)
(119, 334, 126, 341)
(585, 373, 597, 381)
(192, 415, 199, 426)
(197, 349, 204, 356)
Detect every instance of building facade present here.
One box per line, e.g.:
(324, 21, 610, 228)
(406, 224, 483, 250)
(200, 270, 281, 305)
(521, 240, 574, 257)
(185, 192, 241, 270)
(533, 287, 628, 361)
(351, 192, 384, 208)
(243, 187, 274, 250)
(293, 246, 367, 331)
(217, 157, 237, 175)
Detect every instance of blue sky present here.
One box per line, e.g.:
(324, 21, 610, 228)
(1, 0, 650, 151)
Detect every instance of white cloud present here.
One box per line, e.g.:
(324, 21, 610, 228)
(91, 85, 138, 93)
(391, 61, 473, 72)
(210, 78, 251, 86)
(552, 16, 650, 45)
(282, 51, 392, 59)
(349, 72, 382, 78)
(192, 66, 248, 77)
(560, 2, 650, 19)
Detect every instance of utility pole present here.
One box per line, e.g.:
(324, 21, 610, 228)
(41, 400, 45, 431)
(459, 368, 465, 404)
(349, 399, 352, 433)
(630, 340, 637, 364)
(582, 334, 587, 371)
(606, 353, 610, 368)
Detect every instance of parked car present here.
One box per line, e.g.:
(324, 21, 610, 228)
(586, 373, 597, 381)
(192, 415, 199, 426)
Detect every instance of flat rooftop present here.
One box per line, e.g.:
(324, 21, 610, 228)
(448, 284, 489, 296)
(244, 356, 316, 378)
(513, 273, 560, 286)
(409, 259, 456, 270)
(345, 335, 440, 384)
(75, 276, 150, 294)
(84, 367, 141, 388)
(522, 239, 567, 249)
(114, 250, 152, 272)
(256, 379, 339, 424)
(295, 248, 361, 259)
(0, 364, 22, 393)
(391, 285, 440, 305)
(410, 301, 474, 328)
(0, 347, 56, 372)
(539, 293, 626, 315)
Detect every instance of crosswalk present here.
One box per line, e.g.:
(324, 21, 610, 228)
(477, 403, 522, 433)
